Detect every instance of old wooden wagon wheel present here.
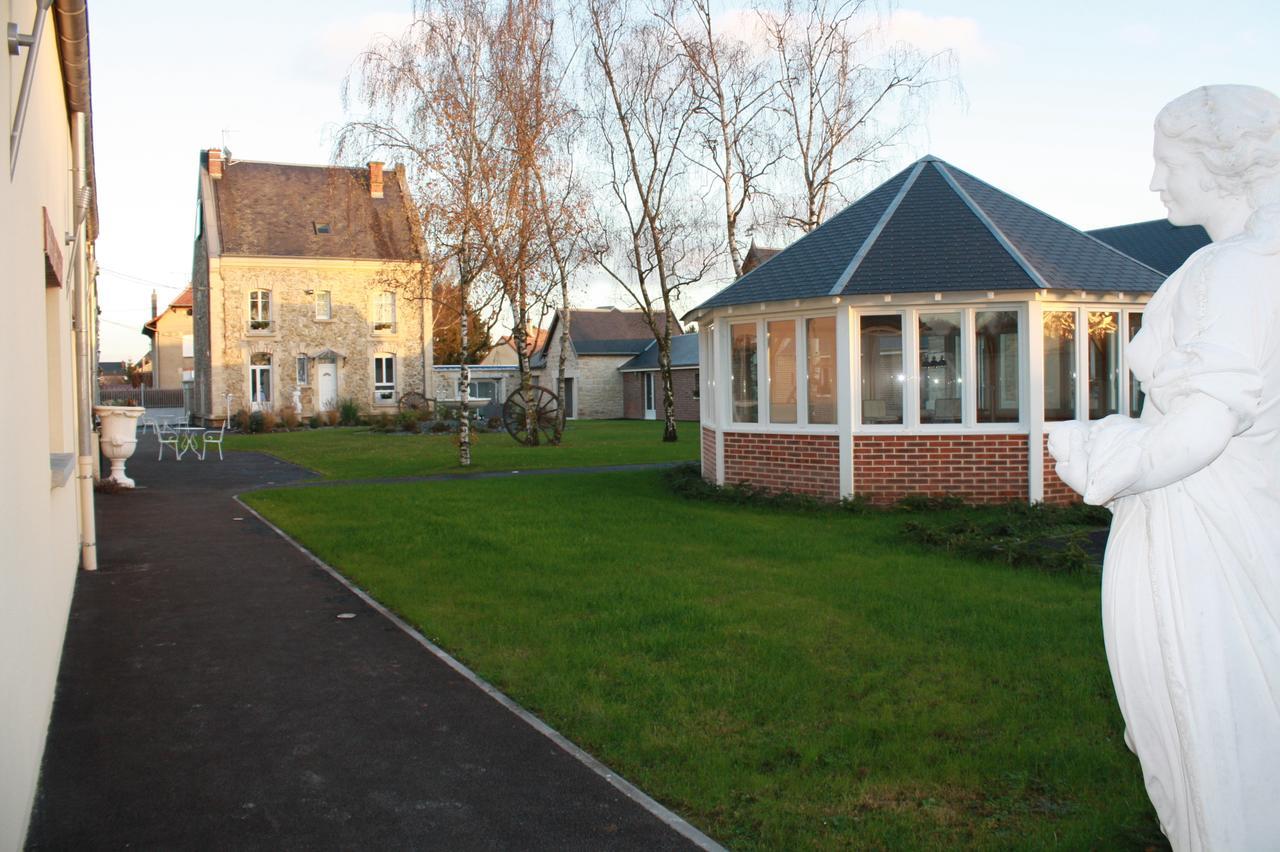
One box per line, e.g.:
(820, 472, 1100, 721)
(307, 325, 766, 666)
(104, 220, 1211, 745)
(398, 391, 429, 414)
(502, 385, 561, 445)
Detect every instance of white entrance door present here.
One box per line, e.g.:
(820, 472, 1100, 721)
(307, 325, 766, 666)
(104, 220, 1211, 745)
(317, 363, 338, 411)
(643, 373, 657, 420)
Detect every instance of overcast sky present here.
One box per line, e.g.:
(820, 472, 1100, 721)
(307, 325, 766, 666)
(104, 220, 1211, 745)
(90, 0, 1280, 360)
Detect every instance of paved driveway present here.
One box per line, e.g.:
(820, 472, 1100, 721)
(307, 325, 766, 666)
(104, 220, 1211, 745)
(26, 440, 704, 850)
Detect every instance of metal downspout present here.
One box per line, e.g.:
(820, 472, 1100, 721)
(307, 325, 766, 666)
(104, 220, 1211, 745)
(71, 110, 97, 571)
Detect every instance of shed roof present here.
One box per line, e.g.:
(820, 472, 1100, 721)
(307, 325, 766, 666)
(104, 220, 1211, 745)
(1086, 219, 1210, 275)
(691, 156, 1166, 316)
(207, 157, 421, 261)
(619, 334, 699, 372)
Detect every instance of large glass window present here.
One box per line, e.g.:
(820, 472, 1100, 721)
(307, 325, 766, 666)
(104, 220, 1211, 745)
(975, 310, 1020, 423)
(768, 320, 797, 424)
(249, 353, 272, 406)
(806, 317, 836, 425)
(861, 315, 903, 425)
(731, 322, 758, 423)
(374, 354, 396, 403)
(1088, 311, 1120, 419)
(1128, 312, 1145, 418)
(249, 290, 272, 331)
(919, 312, 962, 424)
(1043, 311, 1076, 421)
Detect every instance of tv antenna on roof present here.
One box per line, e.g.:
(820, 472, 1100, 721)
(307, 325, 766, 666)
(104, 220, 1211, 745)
(220, 128, 237, 158)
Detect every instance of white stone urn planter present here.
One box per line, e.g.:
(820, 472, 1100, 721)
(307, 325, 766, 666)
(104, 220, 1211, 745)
(94, 405, 145, 487)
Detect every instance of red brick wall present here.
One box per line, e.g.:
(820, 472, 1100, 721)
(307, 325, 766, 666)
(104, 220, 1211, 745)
(852, 434, 1027, 505)
(701, 427, 716, 481)
(1041, 433, 1080, 505)
(721, 432, 840, 499)
(622, 369, 700, 421)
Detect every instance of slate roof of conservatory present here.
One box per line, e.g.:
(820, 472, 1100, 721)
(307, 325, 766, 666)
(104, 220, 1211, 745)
(691, 156, 1167, 316)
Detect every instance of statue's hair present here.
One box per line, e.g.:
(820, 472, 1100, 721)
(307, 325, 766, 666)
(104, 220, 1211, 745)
(1156, 85, 1280, 206)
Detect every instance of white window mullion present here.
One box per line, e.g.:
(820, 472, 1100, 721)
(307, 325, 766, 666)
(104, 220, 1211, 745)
(797, 318, 810, 426)
(962, 309, 977, 426)
(903, 309, 919, 429)
(758, 319, 770, 427)
(1076, 307, 1088, 422)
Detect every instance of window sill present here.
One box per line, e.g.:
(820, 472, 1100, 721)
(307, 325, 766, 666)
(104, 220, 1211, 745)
(246, 328, 276, 336)
(50, 453, 75, 489)
(313, 318, 334, 323)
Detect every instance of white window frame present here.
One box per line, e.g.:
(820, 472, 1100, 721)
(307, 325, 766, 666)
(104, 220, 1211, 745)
(315, 290, 332, 321)
(719, 312, 841, 434)
(853, 304, 1028, 435)
(373, 291, 396, 333)
(373, 353, 396, 405)
(1040, 304, 1144, 425)
(248, 289, 273, 333)
(249, 354, 273, 409)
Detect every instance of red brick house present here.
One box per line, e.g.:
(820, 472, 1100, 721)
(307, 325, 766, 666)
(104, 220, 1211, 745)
(686, 155, 1208, 504)
(619, 334, 699, 420)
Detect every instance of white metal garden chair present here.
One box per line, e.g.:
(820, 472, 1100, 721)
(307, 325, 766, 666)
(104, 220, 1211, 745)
(201, 421, 226, 461)
(157, 423, 181, 460)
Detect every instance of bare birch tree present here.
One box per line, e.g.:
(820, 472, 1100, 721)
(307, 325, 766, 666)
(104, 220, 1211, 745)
(660, 0, 782, 277)
(585, 0, 715, 443)
(338, 0, 501, 465)
(761, 0, 955, 232)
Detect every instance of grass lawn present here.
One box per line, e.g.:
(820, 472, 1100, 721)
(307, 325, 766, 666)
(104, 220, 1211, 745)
(224, 419, 699, 479)
(243, 470, 1161, 850)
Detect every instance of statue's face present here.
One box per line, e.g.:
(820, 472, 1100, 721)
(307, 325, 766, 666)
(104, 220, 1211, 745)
(1150, 133, 1214, 227)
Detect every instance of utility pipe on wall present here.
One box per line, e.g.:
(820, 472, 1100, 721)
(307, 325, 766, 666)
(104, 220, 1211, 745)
(71, 110, 97, 571)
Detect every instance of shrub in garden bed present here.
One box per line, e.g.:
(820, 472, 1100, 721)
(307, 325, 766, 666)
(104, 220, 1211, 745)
(663, 463, 1108, 573)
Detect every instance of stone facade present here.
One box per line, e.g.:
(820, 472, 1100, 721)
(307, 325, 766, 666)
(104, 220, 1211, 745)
(193, 258, 428, 422)
(534, 332, 630, 420)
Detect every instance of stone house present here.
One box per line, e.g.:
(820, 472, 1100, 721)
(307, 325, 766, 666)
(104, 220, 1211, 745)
(142, 286, 194, 388)
(531, 307, 677, 419)
(190, 151, 429, 424)
(1, 0, 100, 845)
(619, 334, 700, 421)
(688, 155, 1207, 504)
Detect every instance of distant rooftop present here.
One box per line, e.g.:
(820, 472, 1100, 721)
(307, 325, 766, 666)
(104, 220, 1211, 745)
(1086, 219, 1211, 275)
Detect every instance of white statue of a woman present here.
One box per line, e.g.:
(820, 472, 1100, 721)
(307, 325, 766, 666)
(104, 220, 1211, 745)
(1049, 85, 1280, 851)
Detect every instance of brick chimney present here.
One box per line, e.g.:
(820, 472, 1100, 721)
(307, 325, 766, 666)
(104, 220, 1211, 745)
(208, 148, 224, 180)
(369, 161, 384, 198)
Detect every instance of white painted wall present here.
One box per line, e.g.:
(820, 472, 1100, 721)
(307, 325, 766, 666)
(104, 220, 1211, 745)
(0, 3, 92, 845)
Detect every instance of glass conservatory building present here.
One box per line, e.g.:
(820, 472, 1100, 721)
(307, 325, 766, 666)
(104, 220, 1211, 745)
(688, 156, 1204, 504)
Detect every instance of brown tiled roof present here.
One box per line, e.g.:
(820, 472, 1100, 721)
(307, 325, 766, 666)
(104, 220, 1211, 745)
(143, 286, 194, 334)
(210, 159, 420, 261)
(566, 307, 674, 346)
(741, 243, 781, 275)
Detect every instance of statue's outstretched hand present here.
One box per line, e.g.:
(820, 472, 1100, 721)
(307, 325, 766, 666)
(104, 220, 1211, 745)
(1082, 415, 1147, 505)
(1047, 420, 1090, 496)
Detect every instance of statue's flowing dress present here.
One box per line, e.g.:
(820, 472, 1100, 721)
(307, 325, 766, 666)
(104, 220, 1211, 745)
(1104, 228, 1280, 851)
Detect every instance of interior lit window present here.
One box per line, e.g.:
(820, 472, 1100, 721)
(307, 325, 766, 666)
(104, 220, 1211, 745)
(860, 315, 903, 425)
(768, 320, 797, 424)
(731, 322, 758, 423)
(806, 317, 836, 424)
(1043, 311, 1076, 421)
(1088, 311, 1120, 419)
(919, 312, 962, 424)
(975, 310, 1019, 423)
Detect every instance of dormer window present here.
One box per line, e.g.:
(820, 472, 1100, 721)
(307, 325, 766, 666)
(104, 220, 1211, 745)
(313, 222, 332, 235)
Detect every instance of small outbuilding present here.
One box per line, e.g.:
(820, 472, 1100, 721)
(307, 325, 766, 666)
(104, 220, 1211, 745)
(687, 155, 1205, 504)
